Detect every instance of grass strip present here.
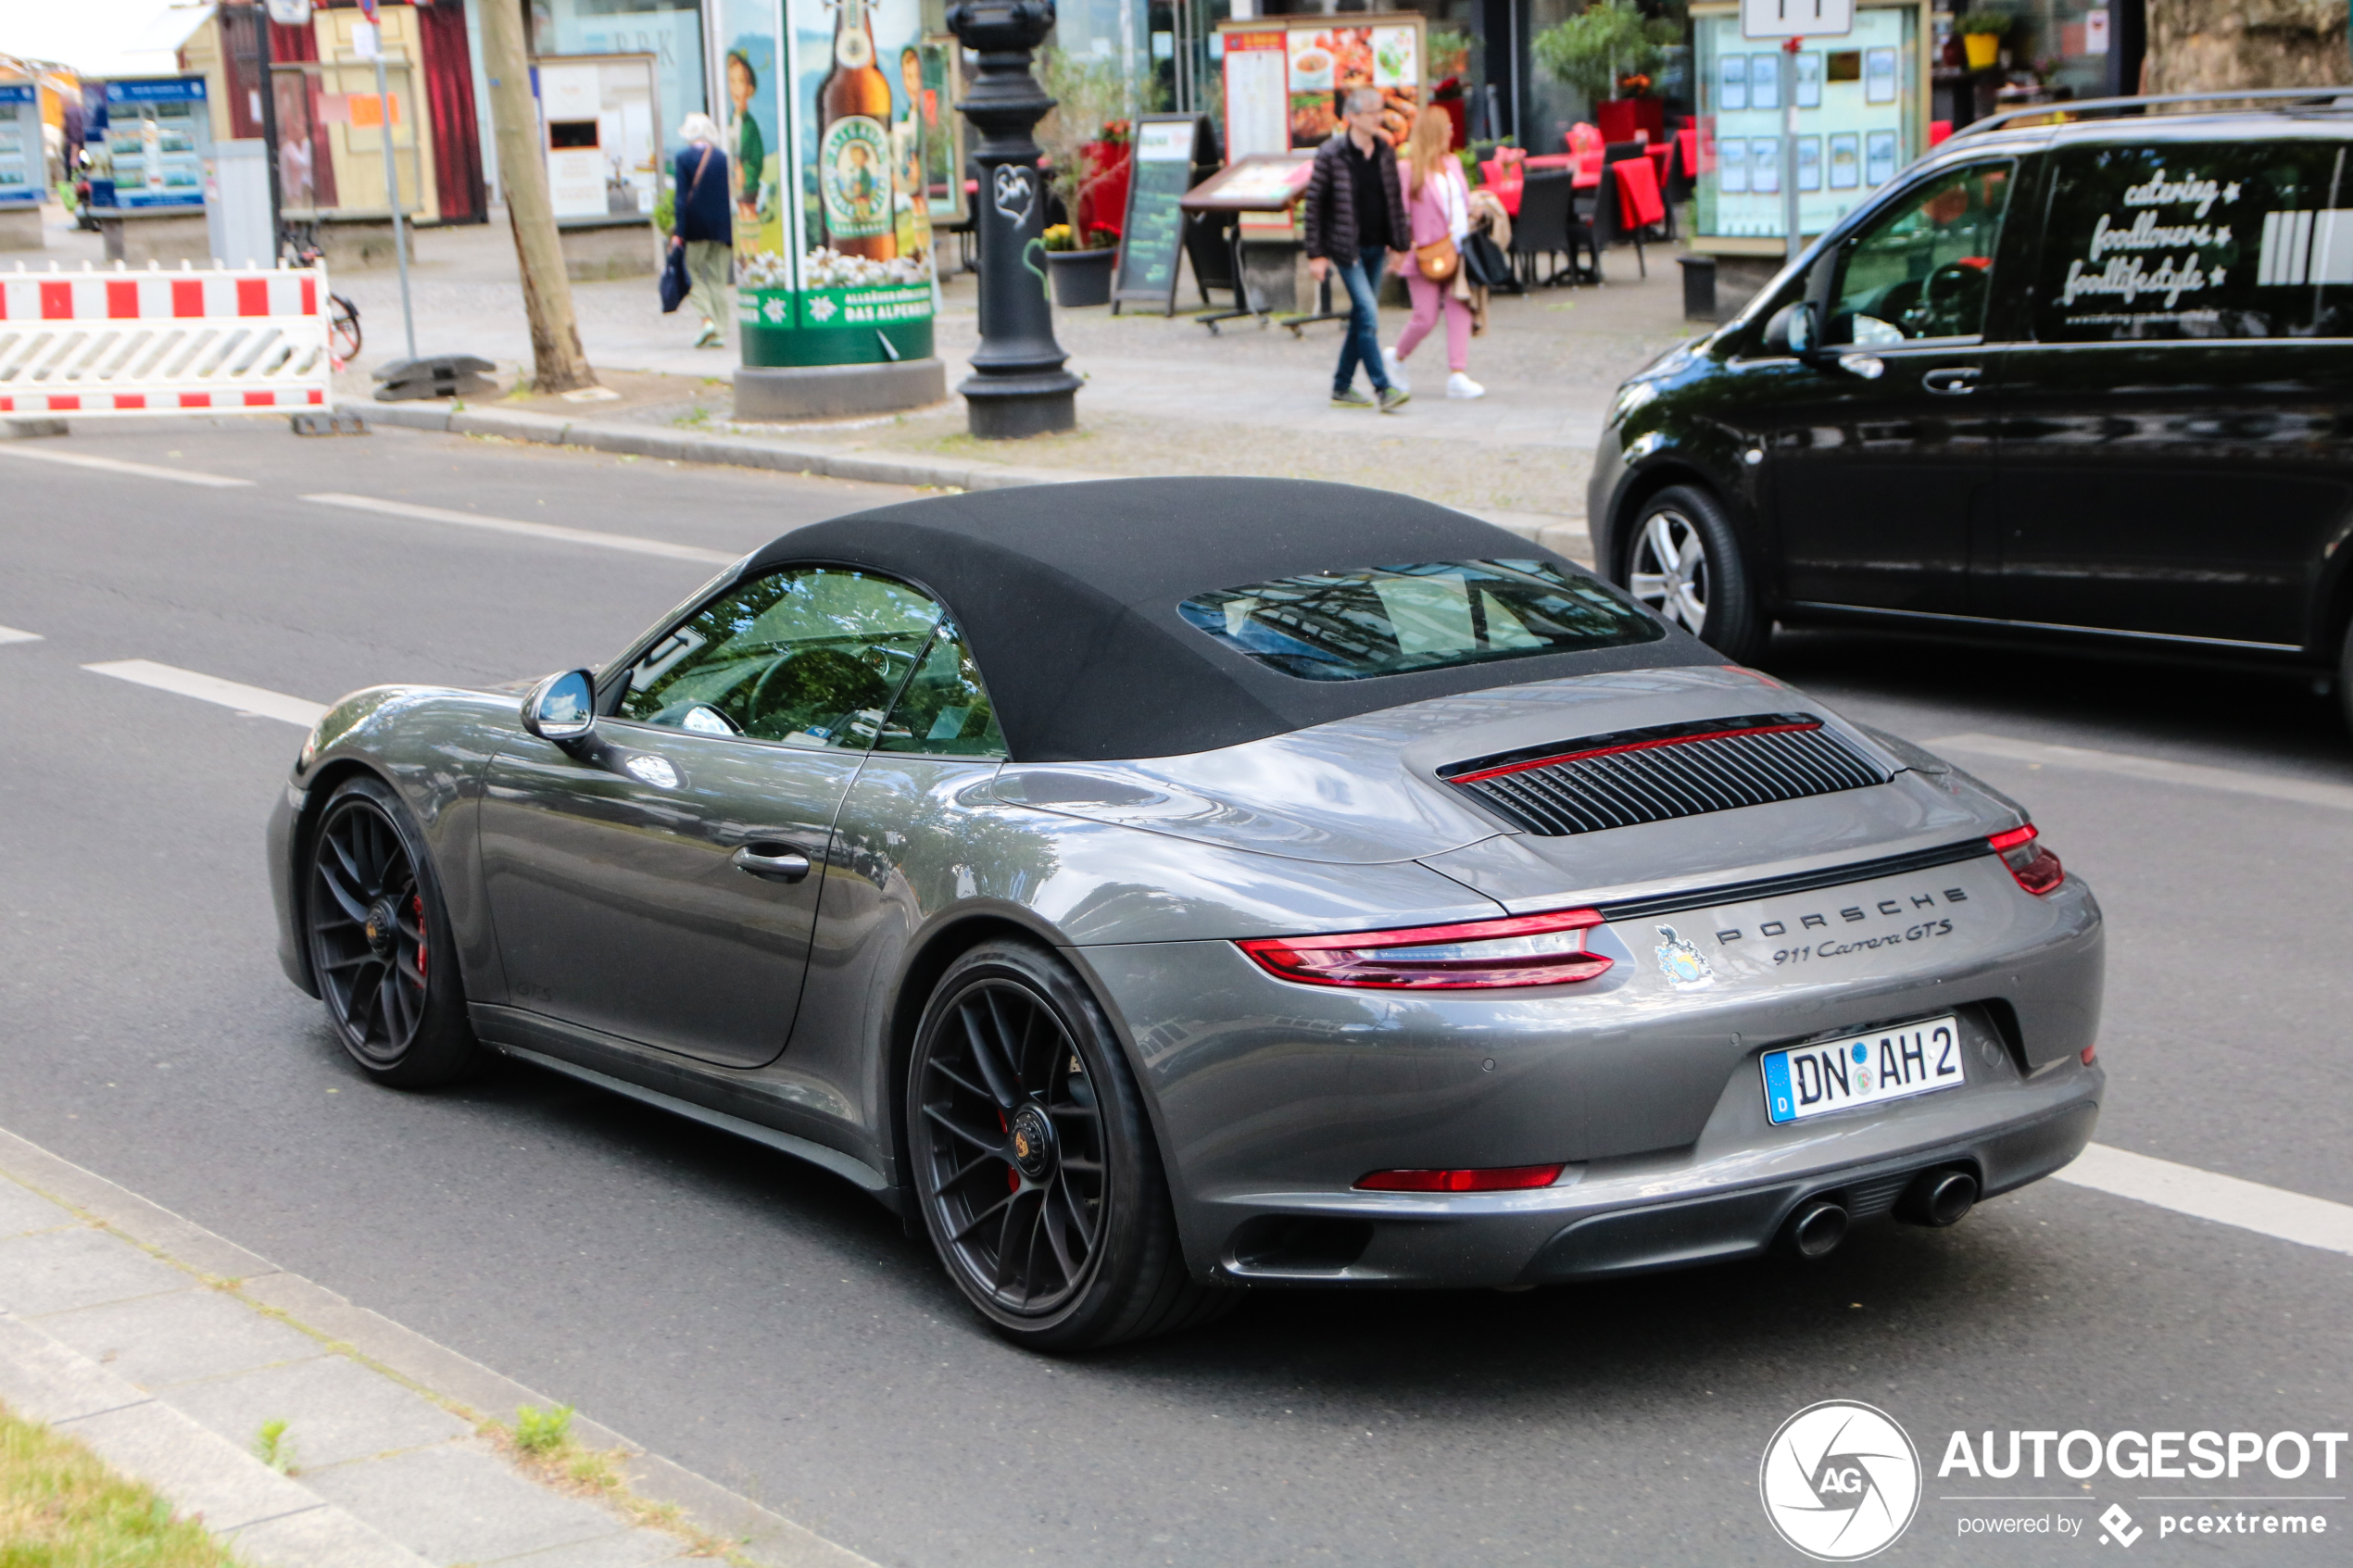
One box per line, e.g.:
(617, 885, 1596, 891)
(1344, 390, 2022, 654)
(0, 1397, 241, 1567)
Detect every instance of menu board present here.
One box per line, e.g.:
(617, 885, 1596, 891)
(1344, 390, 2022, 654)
(1216, 14, 1425, 158)
(0, 85, 37, 209)
(102, 77, 213, 210)
(1113, 115, 1213, 315)
(1693, 4, 1917, 244)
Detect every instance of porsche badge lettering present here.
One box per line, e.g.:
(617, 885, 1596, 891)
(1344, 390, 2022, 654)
(1711, 885, 1969, 946)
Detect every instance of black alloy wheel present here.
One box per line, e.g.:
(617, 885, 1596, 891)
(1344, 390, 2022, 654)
(909, 940, 1231, 1351)
(1626, 483, 1769, 666)
(305, 777, 480, 1086)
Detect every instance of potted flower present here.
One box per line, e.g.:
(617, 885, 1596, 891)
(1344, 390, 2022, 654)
(1040, 223, 1122, 306)
(1956, 10, 2012, 70)
(1533, 1, 1679, 145)
(1036, 51, 1129, 308)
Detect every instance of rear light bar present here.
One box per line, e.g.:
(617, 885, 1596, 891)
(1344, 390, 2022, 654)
(1988, 823, 2065, 896)
(1356, 1163, 1567, 1193)
(1236, 909, 1613, 989)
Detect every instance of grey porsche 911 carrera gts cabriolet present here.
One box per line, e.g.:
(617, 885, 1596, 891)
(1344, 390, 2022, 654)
(267, 478, 2103, 1351)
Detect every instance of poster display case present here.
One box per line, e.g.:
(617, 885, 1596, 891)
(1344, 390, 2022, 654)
(534, 55, 662, 221)
(720, 0, 942, 369)
(101, 78, 215, 210)
(0, 83, 39, 210)
(1689, 0, 1927, 254)
(1214, 15, 1427, 163)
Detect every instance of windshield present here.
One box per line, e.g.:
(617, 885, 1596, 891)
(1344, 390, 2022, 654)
(1176, 560, 1664, 682)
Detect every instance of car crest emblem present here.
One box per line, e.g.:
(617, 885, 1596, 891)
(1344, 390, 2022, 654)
(1655, 924, 1713, 986)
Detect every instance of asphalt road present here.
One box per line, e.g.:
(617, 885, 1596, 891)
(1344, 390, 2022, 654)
(2, 420, 2348, 1567)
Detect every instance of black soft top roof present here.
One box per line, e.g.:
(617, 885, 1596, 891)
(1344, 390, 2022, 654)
(750, 478, 1712, 762)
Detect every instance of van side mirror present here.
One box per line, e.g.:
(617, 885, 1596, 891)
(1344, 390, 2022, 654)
(1762, 301, 1818, 357)
(522, 669, 598, 748)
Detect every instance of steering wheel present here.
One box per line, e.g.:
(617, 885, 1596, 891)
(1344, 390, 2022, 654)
(745, 646, 892, 743)
(1918, 261, 1987, 337)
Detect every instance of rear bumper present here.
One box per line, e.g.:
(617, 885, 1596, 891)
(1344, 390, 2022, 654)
(1189, 1062, 2099, 1288)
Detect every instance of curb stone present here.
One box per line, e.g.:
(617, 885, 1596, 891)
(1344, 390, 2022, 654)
(344, 398, 1595, 560)
(0, 1127, 878, 1568)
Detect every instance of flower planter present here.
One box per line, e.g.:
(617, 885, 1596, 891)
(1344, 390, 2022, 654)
(1047, 245, 1117, 307)
(1595, 96, 1665, 146)
(1962, 31, 2000, 69)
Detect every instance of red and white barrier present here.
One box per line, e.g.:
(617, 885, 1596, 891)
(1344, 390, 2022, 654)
(0, 260, 332, 418)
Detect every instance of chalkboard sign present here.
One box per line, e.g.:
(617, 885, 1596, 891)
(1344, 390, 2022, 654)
(1113, 115, 1217, 316)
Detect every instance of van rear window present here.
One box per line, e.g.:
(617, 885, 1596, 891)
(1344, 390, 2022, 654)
(2035, 142, 2353, 341)
(1177, 561, 1664, 682)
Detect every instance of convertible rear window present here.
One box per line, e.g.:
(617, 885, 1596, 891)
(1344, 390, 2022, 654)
(1176, 560, 1664, 682)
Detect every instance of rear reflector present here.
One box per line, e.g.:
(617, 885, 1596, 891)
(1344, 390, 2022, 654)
(1356, 1164, 1567, 1193)
(1989, 823, 2065, 896)
(1237, 908, 1612, 989)
(2082, 1043, 2098, 1065)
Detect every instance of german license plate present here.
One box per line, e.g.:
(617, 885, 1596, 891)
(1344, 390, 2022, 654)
(1762, 1015, 1965, 1125)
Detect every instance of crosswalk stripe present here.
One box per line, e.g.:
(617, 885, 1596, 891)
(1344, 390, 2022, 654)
(2058, 1143, 2353, 1259)
(82, 659, 326, 728)
(0, 625, 41, 645)
(304, 493, 738, 566)
(0, 445, 253, 488)
(1929, 732, 2353, 814)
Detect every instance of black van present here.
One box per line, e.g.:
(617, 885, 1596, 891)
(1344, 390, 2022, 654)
(1587, 93, 2353, 721)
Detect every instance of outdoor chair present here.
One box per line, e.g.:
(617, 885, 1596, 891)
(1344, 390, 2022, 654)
(1508, 169, 1576, 289)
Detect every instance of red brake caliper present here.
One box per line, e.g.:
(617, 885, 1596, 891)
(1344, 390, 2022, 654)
(412, 894, 427, 979)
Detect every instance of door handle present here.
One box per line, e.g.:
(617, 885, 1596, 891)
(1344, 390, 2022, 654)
(731, 844, 812, 883)
(1923, 367, 1982, 395)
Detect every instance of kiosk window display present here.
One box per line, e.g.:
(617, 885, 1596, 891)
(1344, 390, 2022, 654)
(535, 55, 662, 220)
(1691, 0, 1924, 250)
(102, 78, 215, 210)
(0, 83, 39, 211)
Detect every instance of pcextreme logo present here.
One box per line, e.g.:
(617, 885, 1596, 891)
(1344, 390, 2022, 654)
(1760, 1400, 1923, 1561)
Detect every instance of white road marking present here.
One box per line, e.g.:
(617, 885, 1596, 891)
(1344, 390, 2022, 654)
(82, 659, 326, 728)
(1930, 732, 2353, 814)
(0, 445, 252, 488)
(0, 625, 41, 645)
(305, 493, 737, 565)
(2058, 1143, 2353, 1259)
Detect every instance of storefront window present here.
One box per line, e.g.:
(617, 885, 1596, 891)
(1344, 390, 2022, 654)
(531, 0, 709, 165)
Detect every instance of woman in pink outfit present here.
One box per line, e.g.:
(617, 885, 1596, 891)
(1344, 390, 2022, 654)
(1388, 108, 1484, 400)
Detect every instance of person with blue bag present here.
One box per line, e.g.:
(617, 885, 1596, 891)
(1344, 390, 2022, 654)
(666, 114, 731, 349)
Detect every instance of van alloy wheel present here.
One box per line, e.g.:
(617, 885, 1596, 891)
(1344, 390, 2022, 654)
(1631, 508, 1710, 634)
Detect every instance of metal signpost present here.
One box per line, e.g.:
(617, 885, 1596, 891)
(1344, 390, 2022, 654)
(353, 0, 418, 361)
(1740, 0, 1853, 260)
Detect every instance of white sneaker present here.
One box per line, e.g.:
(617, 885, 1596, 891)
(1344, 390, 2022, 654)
(1384, 345, 1410, 394)
(1447, 371, 1486, 399)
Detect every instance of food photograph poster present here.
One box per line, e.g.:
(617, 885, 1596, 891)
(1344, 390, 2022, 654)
(728, 0, 937, 369)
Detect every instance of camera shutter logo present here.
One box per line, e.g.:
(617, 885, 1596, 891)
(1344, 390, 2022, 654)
(1759, 1400, 1921, 1560)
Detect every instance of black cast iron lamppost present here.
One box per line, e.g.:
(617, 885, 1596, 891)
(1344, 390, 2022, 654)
(947, 0, 1082, 438)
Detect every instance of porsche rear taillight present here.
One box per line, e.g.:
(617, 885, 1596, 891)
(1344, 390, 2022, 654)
(1356, 1163, 1567, 1192)
(1236, 909, 1613, 989)
(1990, 823, 2064, 896)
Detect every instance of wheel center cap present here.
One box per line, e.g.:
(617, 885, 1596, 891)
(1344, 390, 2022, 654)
(363, 897, 397, 960)
(1009, 1105, 1054, 1181)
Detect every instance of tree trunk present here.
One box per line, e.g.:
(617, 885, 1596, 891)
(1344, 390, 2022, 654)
(2144, 0, 2348, 96)
(477, 0, 598, 394)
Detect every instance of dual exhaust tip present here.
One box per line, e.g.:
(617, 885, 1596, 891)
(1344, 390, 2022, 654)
(1788, 1168, 1978, 1260)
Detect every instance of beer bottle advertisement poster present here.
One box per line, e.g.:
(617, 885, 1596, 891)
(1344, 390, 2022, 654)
(729, 0, 936, 369)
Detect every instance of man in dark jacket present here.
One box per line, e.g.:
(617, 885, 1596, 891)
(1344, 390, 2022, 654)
(1302, 89, 1412, 411)
(672, 113, 733, 348)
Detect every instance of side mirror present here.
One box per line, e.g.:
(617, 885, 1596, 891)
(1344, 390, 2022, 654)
(522, 670, 598, 748)
(1761, 300, 1818, 357)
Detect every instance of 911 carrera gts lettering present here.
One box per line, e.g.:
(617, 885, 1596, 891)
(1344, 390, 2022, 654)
(1774, 920, 1956, 966)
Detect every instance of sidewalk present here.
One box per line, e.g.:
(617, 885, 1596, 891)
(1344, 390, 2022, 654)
(318, 215, 1699, 543)
(0, 1127, 874, 1568)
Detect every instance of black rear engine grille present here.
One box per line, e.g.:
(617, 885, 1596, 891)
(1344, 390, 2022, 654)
(1440, 712, 1891, 836)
